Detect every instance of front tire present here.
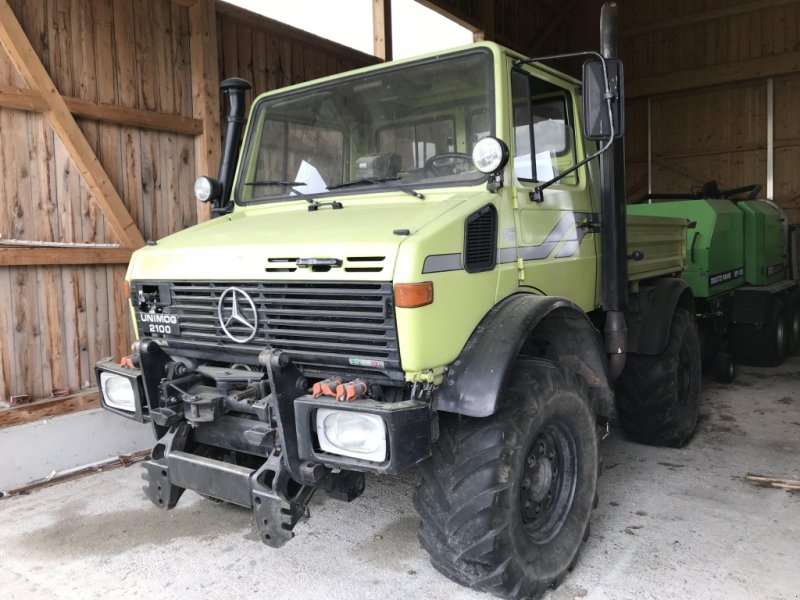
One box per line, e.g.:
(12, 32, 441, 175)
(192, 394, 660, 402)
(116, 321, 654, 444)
(414, 359, 598, 599)
(616, 308, 702, 447)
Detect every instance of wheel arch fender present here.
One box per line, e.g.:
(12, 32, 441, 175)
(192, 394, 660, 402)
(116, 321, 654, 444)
(627, 277, 695, 356)
(434, 294, 614, 419)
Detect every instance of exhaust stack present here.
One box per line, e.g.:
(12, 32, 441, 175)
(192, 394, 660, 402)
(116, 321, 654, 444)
(598, 1, 629, 378)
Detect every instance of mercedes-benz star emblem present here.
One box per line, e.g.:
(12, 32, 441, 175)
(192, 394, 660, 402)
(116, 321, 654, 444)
(217, 287, 258, 343)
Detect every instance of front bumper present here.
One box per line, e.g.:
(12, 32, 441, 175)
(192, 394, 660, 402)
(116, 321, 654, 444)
(95, 343, 432, 476)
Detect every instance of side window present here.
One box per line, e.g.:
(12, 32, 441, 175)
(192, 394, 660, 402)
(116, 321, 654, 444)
(512, 70, 578, 185)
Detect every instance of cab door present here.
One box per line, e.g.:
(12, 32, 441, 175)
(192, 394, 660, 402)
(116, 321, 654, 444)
(506, 62, 600, 312)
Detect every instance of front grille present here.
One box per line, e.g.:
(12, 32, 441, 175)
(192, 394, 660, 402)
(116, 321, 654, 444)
(150, 281, 401, 380)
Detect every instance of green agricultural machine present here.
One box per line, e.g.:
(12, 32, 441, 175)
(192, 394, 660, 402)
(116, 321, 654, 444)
(629, 183, 800, 376)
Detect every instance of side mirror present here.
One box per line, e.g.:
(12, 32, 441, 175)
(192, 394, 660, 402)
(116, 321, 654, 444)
(582, 58, 625, 140)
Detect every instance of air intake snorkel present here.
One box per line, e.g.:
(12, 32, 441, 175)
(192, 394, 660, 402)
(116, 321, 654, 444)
(215, 77, 252, 217)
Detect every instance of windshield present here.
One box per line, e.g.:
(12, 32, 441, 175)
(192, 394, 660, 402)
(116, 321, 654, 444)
(236, 50, 495, 205)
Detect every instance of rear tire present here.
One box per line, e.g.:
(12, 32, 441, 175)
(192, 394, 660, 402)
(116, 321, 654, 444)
(414, 359, 598, 600)
(729, 300, 787, 367)
(616, 308, 702, 448)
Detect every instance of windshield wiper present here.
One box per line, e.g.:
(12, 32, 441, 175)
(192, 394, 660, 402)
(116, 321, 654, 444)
(327, 177, 425, 200)
(243, 180, 341, 211)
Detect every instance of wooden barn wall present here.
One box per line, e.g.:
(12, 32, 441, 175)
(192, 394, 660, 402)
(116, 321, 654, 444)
(0, 0, 378, 412)
(0, 0, 198, 407)
(215, 3, 379, 111)
(572, 0, 800, 226)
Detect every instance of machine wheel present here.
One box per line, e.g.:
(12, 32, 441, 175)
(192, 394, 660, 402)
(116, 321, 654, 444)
(616, 308, 702, 448)
(785, 298, 800, 356)
(414, 359, 598, 600)
(711, 352, 736, 384)
(730, 300, 787, 367)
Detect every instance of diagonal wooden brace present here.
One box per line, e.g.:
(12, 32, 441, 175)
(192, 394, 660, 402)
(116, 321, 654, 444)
(0, 0, 145, 248)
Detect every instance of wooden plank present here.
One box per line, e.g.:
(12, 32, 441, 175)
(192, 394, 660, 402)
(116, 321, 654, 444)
(621, 0, 800, 39)
(627, 51, 800, 98)
(190, 0, 221, 223)
(373, 0, 393, 61)
(2, 449, 152, 496)
(0, 0, 145, 248)
(745, 474, 800, 491)
(0, 246, 133, 266)
(0, 390, 100, 428)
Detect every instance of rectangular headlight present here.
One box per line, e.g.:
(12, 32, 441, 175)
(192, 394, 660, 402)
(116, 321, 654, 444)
(100, 372, 136, 412)
(95, 359, 148, 422)
(316, 409, 387, 462)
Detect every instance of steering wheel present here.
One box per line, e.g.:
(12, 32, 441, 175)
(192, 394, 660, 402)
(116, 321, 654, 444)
(424, 152, 473, 176)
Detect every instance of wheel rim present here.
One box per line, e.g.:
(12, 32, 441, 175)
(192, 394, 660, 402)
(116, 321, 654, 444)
(519, 421, 577, 544)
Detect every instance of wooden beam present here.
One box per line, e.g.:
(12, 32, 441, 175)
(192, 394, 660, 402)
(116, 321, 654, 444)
(373, 0, 393, 61)
(621, 0, 800, 39)
(414, 0, 481, 32)
(0, 390, 99, 428)
(627, 51, 800, 98)
(0, 84, 203, 135)
(0, 0, 145, 248)
(0, 246, 133, 266)
(66, 96, 202, 135)
(170, 0, 197, 7)
(0, 83, 45, 111)
(190, 0, 221, 223)
(472, 0, 495, 42)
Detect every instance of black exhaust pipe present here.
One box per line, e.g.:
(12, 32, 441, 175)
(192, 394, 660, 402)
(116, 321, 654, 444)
(215, 77, 252, 216)
(599, 2, 628, 379)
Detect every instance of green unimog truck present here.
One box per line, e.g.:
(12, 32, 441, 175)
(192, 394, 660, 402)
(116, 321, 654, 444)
(95, 5, 724, 598)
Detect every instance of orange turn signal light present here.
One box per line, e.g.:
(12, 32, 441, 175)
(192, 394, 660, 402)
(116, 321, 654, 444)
(394, 282, 434, 308)
(123, 280, 130, 298)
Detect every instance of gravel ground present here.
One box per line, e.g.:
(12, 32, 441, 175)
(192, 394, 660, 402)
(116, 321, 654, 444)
(1, 359, 799, 600)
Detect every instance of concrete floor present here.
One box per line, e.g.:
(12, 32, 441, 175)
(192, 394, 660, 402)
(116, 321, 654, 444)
(1, 359, 799, 600)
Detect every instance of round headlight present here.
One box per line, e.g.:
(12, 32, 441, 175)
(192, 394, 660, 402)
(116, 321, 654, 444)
(472, 137, 509, 174)
(193, 176, 221, 203)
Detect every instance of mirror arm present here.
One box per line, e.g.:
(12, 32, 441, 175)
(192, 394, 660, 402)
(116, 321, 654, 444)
(514, 51, 616, 201)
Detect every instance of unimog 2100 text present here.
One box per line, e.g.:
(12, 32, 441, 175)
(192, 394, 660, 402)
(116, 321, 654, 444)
(96, 5, 720, 598)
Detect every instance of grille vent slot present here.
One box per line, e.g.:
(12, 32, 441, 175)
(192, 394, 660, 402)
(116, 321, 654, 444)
(463, 205, 497, 273)
(344, 256, 386, 273)
(265, 257, 298, 273)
